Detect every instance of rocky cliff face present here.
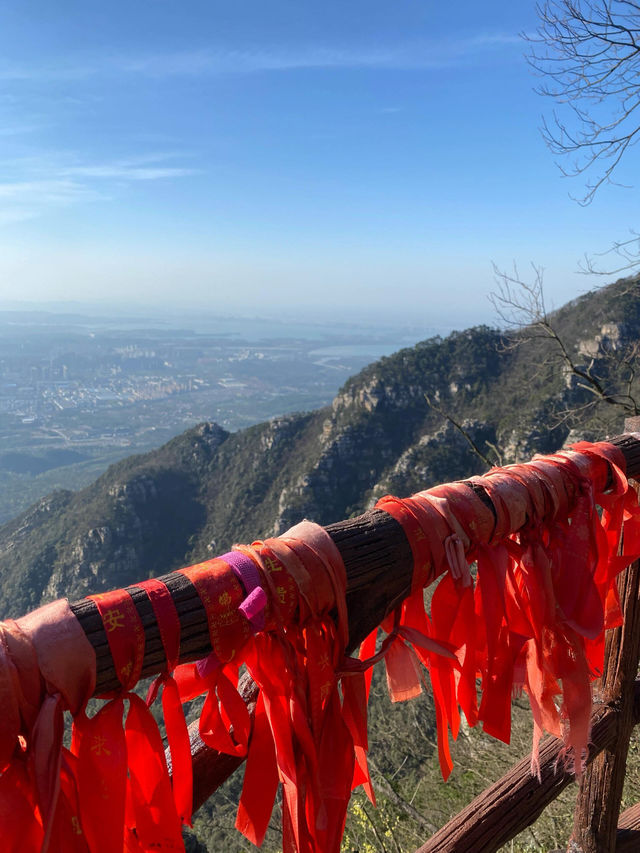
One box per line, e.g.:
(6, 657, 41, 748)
(0, 422, 227, 615)
(0, 278, 637, 619)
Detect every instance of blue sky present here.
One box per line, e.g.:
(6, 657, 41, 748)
(0, 1, 637, 326)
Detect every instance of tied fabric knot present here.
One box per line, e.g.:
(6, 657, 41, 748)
(444, 534, 472, 587)
(223, 550, 268, 631)
(186, 552, 268, 680)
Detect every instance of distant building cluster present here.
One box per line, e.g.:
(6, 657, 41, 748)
(0, 316, 369, 457)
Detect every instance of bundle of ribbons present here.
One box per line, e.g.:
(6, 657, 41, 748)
(1, 440, 639, 852)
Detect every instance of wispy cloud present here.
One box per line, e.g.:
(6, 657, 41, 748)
(61, 165, 196, 180)
(0, 62, 97, 83)
(0, 179, 102, 202)
(116, 33, 522, 75)
(0, 124, 41, 136)
(0, 153, 197, 225)
(0, 32, 520, 83)
(0, 208, 43, 225)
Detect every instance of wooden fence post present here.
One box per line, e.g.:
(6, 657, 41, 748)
(568, 418, 640, 852)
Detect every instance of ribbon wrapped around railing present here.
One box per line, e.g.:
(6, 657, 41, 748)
(1, 440, 639, 852)
(373, 441, 640, 779)
(72, 584, 184, 853)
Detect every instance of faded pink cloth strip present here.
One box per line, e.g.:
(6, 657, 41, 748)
(0, 620, 40, 768)
(0, 599, 96, 851)
(279, 519, 349, 646)
(16, 599, 96, 713)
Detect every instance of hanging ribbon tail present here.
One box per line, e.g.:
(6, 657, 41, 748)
(73, 699, 128, 853)
(316, 689, 355, 853)
(235, 692, 279, 847)
(476, 549, 522, 744)
(48, 752, 90, 853)
(556, 634, 592, 780)
(431, 674, 454, 781)
(244, 635, 307, 852)
(0, 759, 45, 852)
(341, 672, 375, 804)
(124, 694, 183, 851)
(161, 676, 193, 826)
(198, 668, 251, 757)
(31, 692, 64, 852)
(429, 574, 465, 741)
(384, 638, 423, 703)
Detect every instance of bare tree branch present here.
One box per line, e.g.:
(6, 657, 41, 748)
(424, 394, 500, 467)
(368, 757, 437, 835)
(527, 1, 640, 203)
(490, 264, 640, 419)
(579, 233, 640, 275)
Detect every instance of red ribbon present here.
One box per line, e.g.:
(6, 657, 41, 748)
(135, 579, 192, 827)
(373, 441, 640, 779)
(74, 587, 183, 850)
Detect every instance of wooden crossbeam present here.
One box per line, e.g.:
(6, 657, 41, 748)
(416, 681, 640, 853)
(617, 802, 640, 851)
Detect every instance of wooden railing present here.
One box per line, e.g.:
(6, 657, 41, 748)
(17, 428, 640, 852)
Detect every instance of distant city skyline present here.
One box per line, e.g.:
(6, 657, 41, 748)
(0, 1, 637, 324)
